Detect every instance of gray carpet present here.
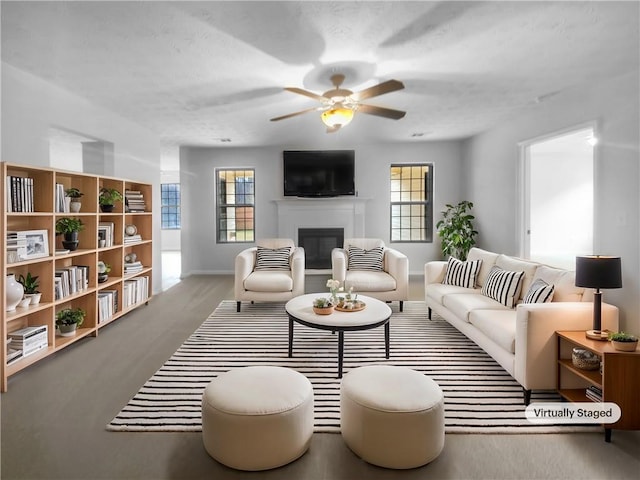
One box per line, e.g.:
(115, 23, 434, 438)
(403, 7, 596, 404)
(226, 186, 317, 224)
(108, 300, 595, 434)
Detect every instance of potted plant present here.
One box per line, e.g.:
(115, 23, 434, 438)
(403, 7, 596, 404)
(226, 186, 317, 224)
(55, 217, 85, 251)
(65, 187, 83, 213)
(313, 297, 334, 315)
(436, 200, 478, 260)
(608, 332, 638, 352)
(97, 261, 111, 283)
(99, 187, 123, 212)
(17, 272, 41, 305)
(55, 307, 86, 337)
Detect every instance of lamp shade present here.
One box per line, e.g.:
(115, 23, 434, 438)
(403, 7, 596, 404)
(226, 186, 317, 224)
(575, 256, 622, 289)
(321, 106, 354, 128)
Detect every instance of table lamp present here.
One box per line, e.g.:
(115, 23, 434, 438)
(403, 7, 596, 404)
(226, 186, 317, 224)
(575, 255, 622, 340)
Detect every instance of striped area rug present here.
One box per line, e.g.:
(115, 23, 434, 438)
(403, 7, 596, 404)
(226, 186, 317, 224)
(107, 300, 593, 434)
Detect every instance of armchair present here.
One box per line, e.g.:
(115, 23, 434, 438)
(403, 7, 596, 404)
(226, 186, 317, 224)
(331, 238, 409, 311)
(235, 239, 305, 312)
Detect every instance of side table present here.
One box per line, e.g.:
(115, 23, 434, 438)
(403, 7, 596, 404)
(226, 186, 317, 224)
(556, 330, 640, 442)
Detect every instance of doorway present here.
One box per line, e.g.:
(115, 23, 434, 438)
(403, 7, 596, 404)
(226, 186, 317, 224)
(520, 126, 596, 269)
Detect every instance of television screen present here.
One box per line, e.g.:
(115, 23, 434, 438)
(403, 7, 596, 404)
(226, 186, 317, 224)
(283, 150, 355, 197)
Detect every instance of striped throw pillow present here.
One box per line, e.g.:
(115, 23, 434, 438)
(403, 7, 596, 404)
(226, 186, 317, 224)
(442, 257, 482, 288)
(254, 246, 292, 270)
(523, 278, 555, 304)
(347, 246, 384, 271)
(481, 265, 525, 308)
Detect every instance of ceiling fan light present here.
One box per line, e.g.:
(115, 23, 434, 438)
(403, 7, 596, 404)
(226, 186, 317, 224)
(321, 107, 354, 128)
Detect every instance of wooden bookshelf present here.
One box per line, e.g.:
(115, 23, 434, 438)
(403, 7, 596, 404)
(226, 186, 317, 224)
(556, 330, 640, 442)
(1, 162, 153, 392)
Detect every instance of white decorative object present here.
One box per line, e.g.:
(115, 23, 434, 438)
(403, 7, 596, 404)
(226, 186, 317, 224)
(125, 224, 137, 236)
(5, 274, 24, 312)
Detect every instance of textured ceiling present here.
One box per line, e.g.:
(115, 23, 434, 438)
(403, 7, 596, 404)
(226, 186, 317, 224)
(2, 1, 639, 150)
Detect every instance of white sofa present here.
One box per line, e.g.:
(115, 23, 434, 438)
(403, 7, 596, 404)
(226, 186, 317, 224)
(424, 247, 619, 404)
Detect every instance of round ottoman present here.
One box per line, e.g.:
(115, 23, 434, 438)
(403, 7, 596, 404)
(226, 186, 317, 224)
(202, 366, 314, 471)
(340, 365, 444, 469)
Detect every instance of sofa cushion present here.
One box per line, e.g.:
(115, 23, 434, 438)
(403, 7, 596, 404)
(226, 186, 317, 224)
(468, 310, 516, 353)
(347, 246, 384, 271)
(533, 265, 584, 302)
(442, 292, 510, 322)
(481, 266, 525, 308)
(523, 278, 554, 304)
(426, 283, 481, 304)
(467, 248, 500, 287)
(244, 271, 293, 292)
(345, 270, 396, 292)
(443, 257, 482, 288)
(495, 255, 539, 302)
(254, 246, 291, 270)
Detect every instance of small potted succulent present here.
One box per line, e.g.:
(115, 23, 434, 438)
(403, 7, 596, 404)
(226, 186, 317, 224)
(17, 272, 41, 305)
(313, 297, 334, 315)
(55, 307, 86, 337)
(97, 261, 111, 283)
(55, 217, 85, 251)
(65, 187, 83, 213)
(608, 332, 638, 352)
(99, 187, 123, 213)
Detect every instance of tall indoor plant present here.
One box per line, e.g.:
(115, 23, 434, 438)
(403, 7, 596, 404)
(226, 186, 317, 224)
(436, 200, 478, 260)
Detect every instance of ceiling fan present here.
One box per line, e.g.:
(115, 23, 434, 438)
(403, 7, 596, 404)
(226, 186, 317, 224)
(270, 74, 406, 133)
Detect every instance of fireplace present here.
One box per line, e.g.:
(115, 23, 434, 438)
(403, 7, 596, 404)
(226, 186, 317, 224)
(298, 228, 344, 269)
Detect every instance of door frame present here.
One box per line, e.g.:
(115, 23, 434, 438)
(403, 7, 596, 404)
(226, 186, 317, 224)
(517, 121, 599, 261)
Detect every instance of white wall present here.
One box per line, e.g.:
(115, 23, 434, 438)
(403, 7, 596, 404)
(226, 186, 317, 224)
(2, 63, 164, 293)
(463, 71, 640, 332)
(180, 142, 463, 276)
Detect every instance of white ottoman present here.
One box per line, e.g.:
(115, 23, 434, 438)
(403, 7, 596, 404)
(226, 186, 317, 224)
(202, 366, 314, 471)
(340, 365, 445, 469)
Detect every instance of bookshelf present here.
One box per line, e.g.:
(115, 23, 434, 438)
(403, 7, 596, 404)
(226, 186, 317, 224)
(556, 330, 640, 442)
(1, 162, 153, 392)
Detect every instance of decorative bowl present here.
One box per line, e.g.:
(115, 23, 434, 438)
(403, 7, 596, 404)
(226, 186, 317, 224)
(611, 340, 638, 352)
(18, 297, 32, 308)
(571, 348, 600, 370)
(313, 306, 334, 315)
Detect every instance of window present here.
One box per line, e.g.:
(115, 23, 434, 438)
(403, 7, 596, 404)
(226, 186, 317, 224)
(161, 183, 181, 229)
(390, 164, 433, 242)
(216, 169, 255, 243)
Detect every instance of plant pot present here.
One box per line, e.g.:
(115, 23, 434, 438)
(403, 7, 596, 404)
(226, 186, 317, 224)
(100, 204, 114, 213)
(313, 306, 334, 315)
(70, 201, 81, 213)
(58, 323, 78, 337)
(611, 340, 638, 352)
(62, 232, 79, 251)
(17, 297, 32, 308)
(25, 292, 42, 305)
(98, 274, 109, 283)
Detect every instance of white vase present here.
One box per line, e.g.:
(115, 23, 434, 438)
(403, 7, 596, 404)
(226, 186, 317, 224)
(70, 201, 81, 213)
(5, 274, 24, 312)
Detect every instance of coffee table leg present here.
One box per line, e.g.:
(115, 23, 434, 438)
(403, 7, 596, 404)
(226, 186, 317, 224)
(288, 317, 294, 358)
(338, 331, 344, 378)
(385, 321, 390, 358)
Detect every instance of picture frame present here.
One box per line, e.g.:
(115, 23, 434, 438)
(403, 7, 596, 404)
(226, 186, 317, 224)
(21, 229, 49, 260)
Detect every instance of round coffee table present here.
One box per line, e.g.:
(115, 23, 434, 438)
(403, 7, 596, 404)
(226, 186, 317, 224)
(285, 293, 392, 378)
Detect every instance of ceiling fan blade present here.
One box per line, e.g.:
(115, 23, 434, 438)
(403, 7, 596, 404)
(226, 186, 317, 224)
(357, 104, 406, 120)
(284, 87, 327, 102)
(351, 79, 404, 101)
(270, 107, 319, 122)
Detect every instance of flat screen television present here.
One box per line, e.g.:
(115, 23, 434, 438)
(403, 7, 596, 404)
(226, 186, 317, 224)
(283, 150, 355, 197)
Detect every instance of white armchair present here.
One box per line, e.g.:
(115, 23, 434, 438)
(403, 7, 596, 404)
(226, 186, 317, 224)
(235, 239, 305, 312)
(331, 238, 409, 312)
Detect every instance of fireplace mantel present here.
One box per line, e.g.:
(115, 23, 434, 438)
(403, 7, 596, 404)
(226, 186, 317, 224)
(274, 198, 369, 242)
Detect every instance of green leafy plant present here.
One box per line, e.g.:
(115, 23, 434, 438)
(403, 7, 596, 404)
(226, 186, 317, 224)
(55, 217, 85, 235)
(313, 297, 333, 308)
(608, 332, 638, 342)
(97, 261, 111, 274)
(436, 200, 478, 260)
(55, 307, 86, 327)
(17, 272, 40, 294)
(99, 187, 123, 206)
(65, 187, 83, 199)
